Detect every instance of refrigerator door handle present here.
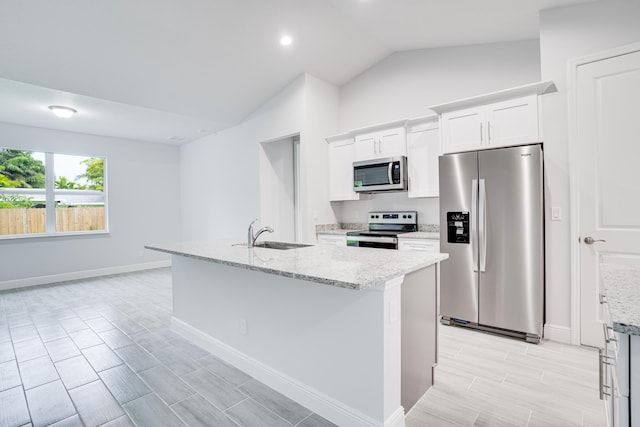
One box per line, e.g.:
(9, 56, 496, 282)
(479, 179, 487, 272)
(471, 179, 478, 272)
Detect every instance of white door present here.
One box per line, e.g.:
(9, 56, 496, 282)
(577, 48, 640, 347)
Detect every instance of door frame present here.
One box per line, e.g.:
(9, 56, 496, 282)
(568, 41, 640, 345)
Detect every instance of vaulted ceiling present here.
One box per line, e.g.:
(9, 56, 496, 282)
(0, 0, 596, 144)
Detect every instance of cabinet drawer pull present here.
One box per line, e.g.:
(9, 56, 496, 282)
(602, 323, 618, 344)
(599, 349, 614, 400)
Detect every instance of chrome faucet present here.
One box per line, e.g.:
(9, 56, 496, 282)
(247, 219, 274, 247)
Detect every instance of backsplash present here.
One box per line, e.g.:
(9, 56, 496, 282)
(315, 223, 367, 232)
(337, 192, 440, 226)
(316, 223, 439, 233)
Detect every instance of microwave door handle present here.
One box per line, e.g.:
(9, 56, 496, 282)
(388, 162, 393, 184)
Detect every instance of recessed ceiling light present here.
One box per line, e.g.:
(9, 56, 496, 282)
(280, 35, 293, 46)
(48, 105, 77, 118)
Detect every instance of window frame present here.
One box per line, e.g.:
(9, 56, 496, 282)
(0, 149, 109, 240)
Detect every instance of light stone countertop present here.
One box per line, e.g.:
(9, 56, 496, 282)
(601, 263, 640, 335)
(145, 240, 448, 291)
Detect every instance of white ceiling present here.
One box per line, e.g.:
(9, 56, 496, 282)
(0, 0, 596, 144)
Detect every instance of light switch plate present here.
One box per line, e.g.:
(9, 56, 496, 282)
(551, 207, 561, 221)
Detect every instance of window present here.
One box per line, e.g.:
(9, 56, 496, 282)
(0, 148, 107, 237)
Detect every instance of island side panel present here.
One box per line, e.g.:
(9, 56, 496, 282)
(170, 255, 401, 426)
(400, 264, 437, 412)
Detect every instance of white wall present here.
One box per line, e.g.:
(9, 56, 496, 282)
(180, 74, 340, 243)
(0, 122, 180, 285)
(335, 40, 541, 226)
(539, 0, 640, 333)
(339, 39, 542, 131)
(299, 74, 341, 240)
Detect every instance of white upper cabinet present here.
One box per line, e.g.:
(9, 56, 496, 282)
(327, 134, 359, 201)
(433, 81, 556, 154)
(440, 95, 539, 153)
(407, 116, 440, 198)
(354, 123, 407, 161)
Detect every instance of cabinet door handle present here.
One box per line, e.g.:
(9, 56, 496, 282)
(480, 123, 483, 143)
(488, 122, 492, 142)
(602, 323, 618, 344)
(599, 348, 614, 400)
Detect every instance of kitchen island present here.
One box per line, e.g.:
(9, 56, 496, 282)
(145, 240, 448, 427)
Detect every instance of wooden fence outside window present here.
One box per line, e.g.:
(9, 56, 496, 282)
(0, 207, 105, 235)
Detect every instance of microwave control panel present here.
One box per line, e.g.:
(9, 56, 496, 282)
(447, 212, 469, 244)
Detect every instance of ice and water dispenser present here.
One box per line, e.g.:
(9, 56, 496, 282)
(446, 212, 470, 244)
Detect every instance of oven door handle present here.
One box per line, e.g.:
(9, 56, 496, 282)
(346, 235, 398, 244)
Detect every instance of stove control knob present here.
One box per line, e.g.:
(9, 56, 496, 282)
(403, 215, 407, 218)
(408, 214, 412, 218)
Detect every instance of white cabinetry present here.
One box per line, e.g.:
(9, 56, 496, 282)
(601, 294, 639, 427)
(327, 134, 359, 202)
(354, 124, 406, 161)
(316, 233, 347, 246)
(407, 116, 440, 198)
(398, 238, 439, 253)
(431, 81, 556, 155)
(440, 95, 539, 154)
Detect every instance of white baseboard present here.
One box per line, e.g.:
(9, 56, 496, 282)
(385, 407, 406, 427)
(544, 324, 572, 344)
(0, 260, 171, 291)
(172, 317, 402, 427)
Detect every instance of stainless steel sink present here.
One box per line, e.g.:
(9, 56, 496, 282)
(252, 241, 312, 250)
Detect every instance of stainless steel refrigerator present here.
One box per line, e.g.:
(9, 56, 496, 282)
(439, 144, 544, 343)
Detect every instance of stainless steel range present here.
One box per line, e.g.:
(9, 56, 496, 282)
(347, 211, 418, 249)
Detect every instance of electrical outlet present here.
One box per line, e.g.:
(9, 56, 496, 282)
(551, 207, 561, 221)
(239, 318, 247, 335)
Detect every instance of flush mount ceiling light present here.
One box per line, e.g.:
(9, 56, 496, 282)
(48, 105, 77, 118)
(280, 35, 293, 46)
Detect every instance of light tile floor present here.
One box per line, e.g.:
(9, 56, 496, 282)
(0, 268, 336, 427)
(406, 324, 607, 427)
(0, 268, 607, 427)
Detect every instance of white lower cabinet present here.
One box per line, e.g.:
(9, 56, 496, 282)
(602, 328, 638, 426)
(316, 233, 347, 246)
(398, 238, 439, 252)
(631, 335, 640, 426)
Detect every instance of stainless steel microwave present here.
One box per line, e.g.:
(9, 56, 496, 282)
(353, 156, 408, 193)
